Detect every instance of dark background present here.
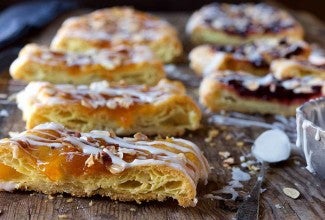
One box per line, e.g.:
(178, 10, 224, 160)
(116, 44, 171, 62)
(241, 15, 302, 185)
(0, 0, 324, 21)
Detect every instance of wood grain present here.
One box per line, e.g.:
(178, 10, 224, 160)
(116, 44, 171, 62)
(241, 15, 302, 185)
(0, 7, 324, 220)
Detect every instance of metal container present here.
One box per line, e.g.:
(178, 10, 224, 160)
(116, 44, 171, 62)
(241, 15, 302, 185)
(296, 97, 325, 179)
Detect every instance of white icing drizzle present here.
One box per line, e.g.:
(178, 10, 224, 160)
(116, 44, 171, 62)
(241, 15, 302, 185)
(25, 44, 155, 69)
(315, 128, 321, 141)
(4, 123, 210, 185)
(16, 80, 180, 111)
(302, 120, 315, 173)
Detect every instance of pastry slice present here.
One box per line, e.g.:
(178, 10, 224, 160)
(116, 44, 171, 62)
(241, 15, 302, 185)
(10, 44, 165, 85)
(50, 7, 182, 63)
(0, 122, 210, 207)
(271, 58, 325, 80)
(17, 79, 201, 136)
(199, 71, 325, 116)
(186, 3, 304, 45)
(189, 38, 310, 76)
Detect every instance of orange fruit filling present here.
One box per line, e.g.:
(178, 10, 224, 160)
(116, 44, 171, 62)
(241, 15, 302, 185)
(0, 163, 22, 180)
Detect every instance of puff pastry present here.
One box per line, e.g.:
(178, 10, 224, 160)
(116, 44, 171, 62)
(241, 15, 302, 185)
(10, 44, 165, 85)
(271, 58, 325, 80)
(51, 7, 182, 63)
(0, 122, 210, 207)
(186, 3, 304, 45)
(189, 38, 310, 76)
(17, 79, 201, 136)
(199, 71, 325, 116)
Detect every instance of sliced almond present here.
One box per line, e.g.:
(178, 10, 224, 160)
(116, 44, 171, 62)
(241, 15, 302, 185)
(283, 187, 300, 199)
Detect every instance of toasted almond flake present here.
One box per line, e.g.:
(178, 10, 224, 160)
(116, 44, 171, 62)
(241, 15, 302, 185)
(223, 157, 235, 165)
(106, 100, 118, 109)
(283, 187, 300, 199)
(85, 154, 95, 167)
(236, 141, 244, 147)
(109, 164, 125, 174)
(244, 80, 259, 91)
(218, 151, 230, 159)
(134, 133, 148, 141)
(248, 165, 260, 172)
(225, 134, 232, 141)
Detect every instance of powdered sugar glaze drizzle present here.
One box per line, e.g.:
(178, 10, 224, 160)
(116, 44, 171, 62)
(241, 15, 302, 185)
(3, 123, 210, 185)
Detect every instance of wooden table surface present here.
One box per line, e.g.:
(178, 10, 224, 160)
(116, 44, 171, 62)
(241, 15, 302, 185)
(0, 6, 324, 220)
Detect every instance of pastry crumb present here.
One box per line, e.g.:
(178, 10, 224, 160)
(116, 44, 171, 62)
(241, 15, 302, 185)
(89, 200, 94, 207)
(223, 157, 234, 165)
(130, 208, 136, 212)
(48, 195, 54, 200)
(218, 151, 230, 159)
(58, 214, 70, 219)
(66, 198, 73, 203)
(283, 187, 300, 199)
(204, 129, 219, 142)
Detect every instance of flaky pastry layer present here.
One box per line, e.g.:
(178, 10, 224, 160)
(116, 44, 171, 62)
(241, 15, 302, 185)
(50, 7, 182, 63)
(271, 59, 325, 80)
(10, 44, 165, 85)
(17, 79, 201, 136)
(0, 123, 210, 207)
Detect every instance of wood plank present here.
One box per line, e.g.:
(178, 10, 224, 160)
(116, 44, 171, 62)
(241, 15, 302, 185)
(0, 7, 324, 220)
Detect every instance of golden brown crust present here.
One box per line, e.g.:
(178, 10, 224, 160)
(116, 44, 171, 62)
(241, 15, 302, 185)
(186, 3, 304, 45)
(0, 123, 210, 207)
(189, 39, 310, 76)
(199, 71, 325, 116)
(50, 7, 183, 63)
(271, 58, 325, 80)
(17, 79, 202, 136)
(10, 43, 165, 85)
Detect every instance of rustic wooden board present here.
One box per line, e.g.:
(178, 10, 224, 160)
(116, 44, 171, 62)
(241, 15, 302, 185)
(0, 7, 325, 220)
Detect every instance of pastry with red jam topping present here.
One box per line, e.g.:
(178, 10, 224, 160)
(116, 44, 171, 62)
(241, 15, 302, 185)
(16, 79, 201, 136)
(186, 3, 304, 45)
(0, 123, 210, 207)
(51, 7, 182, 63)
(10, 44, 165, 86)
(189, 38, 310, 76)
(199, 71, 325, 116)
